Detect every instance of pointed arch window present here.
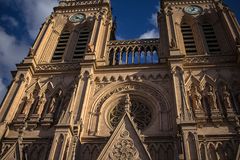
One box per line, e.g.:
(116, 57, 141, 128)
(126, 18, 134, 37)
(52, 30, 71, 61)
(73, 27, 90, 60)
(181, 23, 197, 55)
(202, 23, 221, 54)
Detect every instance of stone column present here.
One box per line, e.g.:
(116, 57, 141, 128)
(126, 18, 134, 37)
(0, 74, 27, 122)
(166, 10, 177, 49)
(71, 70, 92, 136)
(48, 126, 75, 160)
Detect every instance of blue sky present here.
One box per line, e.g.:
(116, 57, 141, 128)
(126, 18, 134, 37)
(0, 0, 239, 103)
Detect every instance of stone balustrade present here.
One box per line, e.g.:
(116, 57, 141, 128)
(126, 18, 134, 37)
(107, 39, 160, 66)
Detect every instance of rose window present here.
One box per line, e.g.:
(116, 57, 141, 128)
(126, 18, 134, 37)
(109, 99, 152, 130)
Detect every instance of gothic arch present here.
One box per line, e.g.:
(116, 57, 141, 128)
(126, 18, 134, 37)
(72, 17, 94, 31)
(102, 93, 156, 131)
(25, 81, 41, 95)
(223, 142, 235, 160)
(148, 143, 158, 160)
(28, 145, 40, 160)
(91, 145, 100, 160)
(91, 81, 171, 114)
(197, 10, 220, 26)
(200, 144, 206, 160)
(82, 144, 91, 160)
(54, 134, 65, 160)
(52, 14, 68, 33)
(41, 81, 54, 94)
(87, 81, 173, 135)
(216, 143, 226, 160)
(185, 75, 201, 91)
(200, 74, 216, 89)
(208, 143, 217, 160)
(180, 14, 198, 26)
(165, 144, 174, 160)
(187, 132, 198, 160)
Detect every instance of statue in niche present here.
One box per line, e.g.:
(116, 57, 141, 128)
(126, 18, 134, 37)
(48, 90, 62, 114)
(19, 96, 28, 113)
(58, 87, 74, 123)
(21, 93, 34, 114)
(189, 85, 202, 110)
(204, 84, 217, 110)
(35, 92, 47, 115)
(222, 85, 232, 109)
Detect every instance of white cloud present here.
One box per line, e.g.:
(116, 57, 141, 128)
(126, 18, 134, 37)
(0, 27, 29, 102)
(1, 15, 19, 27)
(5, 0, 58, 39)
(116, 35, 125, 40)
(18, 0, 58, 39)
(139, 29, 159, 39)
(0, 78, 7, 104)
(149, 13, 158, 28)
(0, 0, 58, 102)
(138, 3, 160, 39)
(0, 27, 29, 69)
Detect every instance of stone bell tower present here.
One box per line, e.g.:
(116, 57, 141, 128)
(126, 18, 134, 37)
(158, 0, 240, 159)
(0, 0, 115, 159)
(0, 0, 240, 159)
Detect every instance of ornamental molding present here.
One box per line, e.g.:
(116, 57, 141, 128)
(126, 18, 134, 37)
(93, 73, 171, 95)
(184, 55, 236, 65)
(108, 39, 159, 46)
(59, 0, 102, 7)
(92, 82, 170, 114)
(97, 113, 152, 160)
(164, 0, 213, 6)
(55, 8, 101, 14)
(107, 39, 160, 52)
(35, 63, 81, 72)
(109, 130, 139, 159)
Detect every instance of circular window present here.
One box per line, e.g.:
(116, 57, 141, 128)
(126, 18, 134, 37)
(109, 98, 152, 130)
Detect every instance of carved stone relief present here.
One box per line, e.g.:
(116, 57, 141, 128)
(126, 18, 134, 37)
(109, 130, 139, 160)
(221, 85, 232, 109)
(189, 85, 203, 110)
(94, 82, 168, 114)
(204, 84, 217, 110)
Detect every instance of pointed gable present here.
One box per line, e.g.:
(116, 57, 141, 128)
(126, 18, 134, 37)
(1, 142, 21, 160)
(97, 113, 152, 160)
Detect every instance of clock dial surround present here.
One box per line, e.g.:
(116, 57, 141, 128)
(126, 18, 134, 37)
(69, 13, 86, 23)
(184, 5, 203, 15)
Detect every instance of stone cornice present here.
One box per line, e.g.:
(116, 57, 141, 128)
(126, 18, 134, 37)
(55, 0, 111, 14)
(35, 63, 81, 72)
(108, 39, 160, 47)
(183, 55, 237, 65)
(163, 0, 214, 6)
(59, 0, 104, 7)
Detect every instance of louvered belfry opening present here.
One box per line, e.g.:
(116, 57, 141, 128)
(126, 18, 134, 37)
(52, 30, 71, 61)
(202, 23, 221, 54)
(181, 23, 197, 55)
(73, 28, 90, 60)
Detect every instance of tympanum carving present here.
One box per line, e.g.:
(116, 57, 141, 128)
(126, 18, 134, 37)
(109, 130, 139, 160)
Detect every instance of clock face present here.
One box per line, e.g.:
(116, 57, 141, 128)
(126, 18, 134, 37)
(184, 5, 203, 15)
(69, 13, 85, 23)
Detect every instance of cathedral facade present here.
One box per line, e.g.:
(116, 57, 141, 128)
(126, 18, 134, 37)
(0, 0, 240, 159)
